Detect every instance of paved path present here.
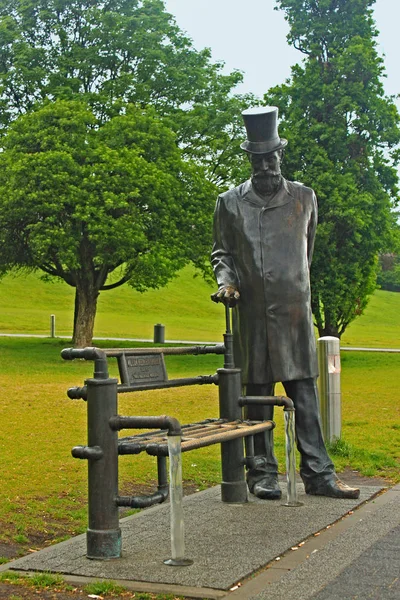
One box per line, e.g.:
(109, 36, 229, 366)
(230, 484, 400, 600)
(1, 332, 399, 352)
(2, 481, 399, 599)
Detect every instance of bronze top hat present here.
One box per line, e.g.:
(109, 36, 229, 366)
(241, 106, 287, 154)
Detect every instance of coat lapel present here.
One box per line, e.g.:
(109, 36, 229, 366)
(241, 178, 294, 209)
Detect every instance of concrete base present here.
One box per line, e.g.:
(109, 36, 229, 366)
(2, 483, 385, 598)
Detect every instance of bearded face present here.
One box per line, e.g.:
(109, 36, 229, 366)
(250, 150, 283, 196)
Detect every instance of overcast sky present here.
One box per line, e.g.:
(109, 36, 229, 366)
(163, 0, 399, 101)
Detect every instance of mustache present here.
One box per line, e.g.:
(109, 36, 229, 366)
(253, 170, 281, 178)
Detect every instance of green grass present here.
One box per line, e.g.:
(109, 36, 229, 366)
(0, 570, 66, 591)
(28, 573, 65, 589)
(341, 289, 400, 348)
(1, 265, 399, 346)
(0, 336, 399, 553)
(0, 571, 22, 584)
(0, 571, 179, 598)
(333, 352, 400, 477)
(0, 268, 399, 555)
(0, 337, 225, 547)
(83, 580, 127, 596)
(0, 265, 224, 341)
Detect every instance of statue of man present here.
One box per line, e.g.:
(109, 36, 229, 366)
(211, 106, 359, 500)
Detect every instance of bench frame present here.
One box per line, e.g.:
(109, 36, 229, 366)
(62, 308, 296, 561)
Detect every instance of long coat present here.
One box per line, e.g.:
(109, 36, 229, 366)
(211, 178, 318, 384)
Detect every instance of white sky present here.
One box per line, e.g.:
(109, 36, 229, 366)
(163, 0, 399, 101)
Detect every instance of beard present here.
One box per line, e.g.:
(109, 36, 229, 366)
(252, 172, 282, 197)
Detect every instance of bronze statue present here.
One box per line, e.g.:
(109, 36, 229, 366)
(211, 106, 360, 500)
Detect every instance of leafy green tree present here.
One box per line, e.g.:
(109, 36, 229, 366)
(0, 0, 254, 344)
(0, 100, 217, 346)
(377, 224, 400, 291)
(377, 255, 400, 292)
(265, 0, 400, 337)
(0, 0, 249, 186)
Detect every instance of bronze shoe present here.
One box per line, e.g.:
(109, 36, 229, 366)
(305, 477, 360, 499)
(251, 477, 282, 500)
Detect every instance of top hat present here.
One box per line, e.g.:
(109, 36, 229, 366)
(240, 106, 287, 154)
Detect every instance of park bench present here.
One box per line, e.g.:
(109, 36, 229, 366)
(61, 306, 298, 563)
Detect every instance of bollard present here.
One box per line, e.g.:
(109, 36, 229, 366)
(50, 314, 56, 338)
(154, 323, 165, 344)
(318, 336, 341, 442)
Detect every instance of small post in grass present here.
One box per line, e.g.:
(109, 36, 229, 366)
(154, 323, 165, 344)
(50, 314, 56, 338)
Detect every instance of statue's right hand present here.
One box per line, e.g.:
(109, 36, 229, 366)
(211, 285, 240, 307)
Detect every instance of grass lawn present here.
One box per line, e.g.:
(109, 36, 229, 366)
(0, 266, 224, 341)
(0, 336, 399, 560)
(0, 265, 399, 346)
(0, 268, 399, 567)
(0, 338, 225, 551)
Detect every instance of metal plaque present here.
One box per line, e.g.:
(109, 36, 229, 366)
(124, 354, 168, 386)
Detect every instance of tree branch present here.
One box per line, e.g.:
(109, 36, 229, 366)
(101, 274, 131, 290)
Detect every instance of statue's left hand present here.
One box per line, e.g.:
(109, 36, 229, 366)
(211, 285, 240, 307)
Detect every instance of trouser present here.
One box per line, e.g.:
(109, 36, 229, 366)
(245, 378, 335, 490)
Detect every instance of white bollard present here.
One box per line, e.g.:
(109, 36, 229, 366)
(50, 314, 56, 338)
(317, 336, 341, 442)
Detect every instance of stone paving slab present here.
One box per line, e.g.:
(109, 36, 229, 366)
(6, 484, 383, 593)
(230, 485, 400, 600)
(311, 525, 400, 600)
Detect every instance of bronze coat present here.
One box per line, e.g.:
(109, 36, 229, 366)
(211, 178, 318, 384)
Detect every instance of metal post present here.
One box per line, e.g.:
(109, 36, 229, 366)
(217, 306, 247, 503)
(218, 367, 248, 503)
(318, 336, 341, 443)
(50, 314, 56, 338)
(153, 324, 165, 344)
(85, 374, 121, 559)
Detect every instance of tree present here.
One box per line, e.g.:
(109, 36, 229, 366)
(0, 100, 217, 346)
(265, 0, 400, 337)
(0, 0, 254, 345)
(0, 0, 250, 186)
(377, 255, 400, 292)
(377, 220, 400, 291)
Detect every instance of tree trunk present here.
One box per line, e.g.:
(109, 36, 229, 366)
(73, 290, 79, 342)
(72, 282, 100, 348)
(318, 323, 341, 338)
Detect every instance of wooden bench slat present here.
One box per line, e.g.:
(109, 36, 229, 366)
(118, 419, 275, 456)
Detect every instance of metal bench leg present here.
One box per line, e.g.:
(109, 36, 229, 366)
(86, 375, 122, 560)
(218, 367, 248, 503)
